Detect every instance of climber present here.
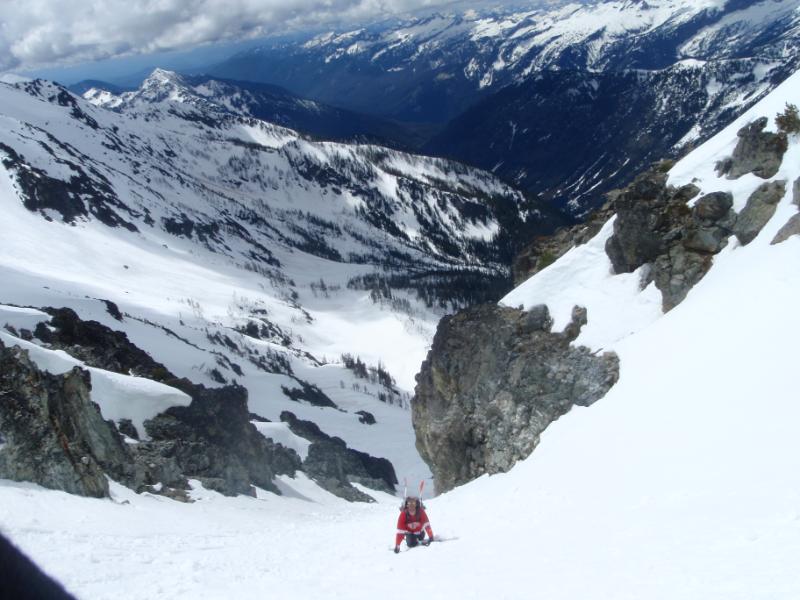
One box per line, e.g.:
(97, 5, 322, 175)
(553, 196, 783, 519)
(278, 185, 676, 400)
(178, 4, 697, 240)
(394, 496, 434, 553)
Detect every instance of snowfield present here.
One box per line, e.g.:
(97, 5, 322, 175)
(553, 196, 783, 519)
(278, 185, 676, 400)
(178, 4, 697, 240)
(2, 60, 800, 600)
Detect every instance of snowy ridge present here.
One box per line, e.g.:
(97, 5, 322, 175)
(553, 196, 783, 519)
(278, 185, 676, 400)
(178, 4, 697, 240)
(236, 0, 799, 90)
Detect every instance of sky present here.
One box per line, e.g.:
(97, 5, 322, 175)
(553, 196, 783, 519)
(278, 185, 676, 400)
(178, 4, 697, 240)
(0, 0, 474, 80)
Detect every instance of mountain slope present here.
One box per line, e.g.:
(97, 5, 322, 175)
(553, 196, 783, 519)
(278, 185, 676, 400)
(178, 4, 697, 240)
(81, 72, 430, 150)
(0, 71, 538, 499)
(1, 57, 798, 600)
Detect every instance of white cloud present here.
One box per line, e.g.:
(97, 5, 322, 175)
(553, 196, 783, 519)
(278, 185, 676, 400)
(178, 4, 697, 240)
(0, 0, 459, 71)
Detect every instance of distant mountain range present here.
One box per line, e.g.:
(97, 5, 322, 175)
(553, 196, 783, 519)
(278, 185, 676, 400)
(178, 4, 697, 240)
(205, 0, 800, 217)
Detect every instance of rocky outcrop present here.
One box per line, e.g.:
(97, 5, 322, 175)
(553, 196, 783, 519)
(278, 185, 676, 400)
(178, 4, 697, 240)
(0, 311, 306, 500)
(734, 180, 787, 245)
(280, 411, 397, 501)
(604, 167, 740, 310)
(772, 177, 800, 244)
(0, 340, 132, 497)
(34, 307, 175, 382)
(716, 117, 788, 180)
(604, 170, 699, 274)
(412, 303, 619, 494)
(141, 381, 301, 497)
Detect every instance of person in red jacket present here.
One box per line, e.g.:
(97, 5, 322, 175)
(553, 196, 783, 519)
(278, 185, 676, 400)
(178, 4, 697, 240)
(394, 496, 434, 553)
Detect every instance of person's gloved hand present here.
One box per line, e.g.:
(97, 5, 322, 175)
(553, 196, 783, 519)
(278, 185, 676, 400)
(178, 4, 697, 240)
(394, 546, 400, 554)
(422, 539, 431, 546)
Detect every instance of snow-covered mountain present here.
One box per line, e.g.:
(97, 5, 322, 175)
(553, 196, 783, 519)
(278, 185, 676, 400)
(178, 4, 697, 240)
(213, 0, 800, 121)
(0, 69, 539, 505)
(1, 54, 798, 600)
(211, 0, 800, 217)
(80, 71, 428, 150)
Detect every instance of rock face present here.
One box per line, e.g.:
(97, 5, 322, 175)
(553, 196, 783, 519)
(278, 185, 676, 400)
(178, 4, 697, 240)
(0, 340, 131, 497)
(412, 303, 619, 494)
(0, 311, 303, 500)
(34, 307, 175, 382)
(716, 117, 788, 180)
(141, 381, 301, 497)
(734, 180, 787, 245)
(604, 167, 740, 311)
(280, 411, 397, 502)
(772, 177, 800, 244)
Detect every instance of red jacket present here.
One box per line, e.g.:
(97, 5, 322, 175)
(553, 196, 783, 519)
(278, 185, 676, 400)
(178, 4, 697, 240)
(395, 508, 434, 546)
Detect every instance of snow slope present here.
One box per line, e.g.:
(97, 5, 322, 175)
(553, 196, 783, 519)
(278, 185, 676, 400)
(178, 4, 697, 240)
(2, 54, 800, 600)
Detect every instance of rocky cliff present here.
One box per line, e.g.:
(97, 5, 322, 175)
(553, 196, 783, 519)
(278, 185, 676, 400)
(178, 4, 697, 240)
(0, 309, 410, 501)
(413, 114, 796, 494)
(413, 304, 618, 493)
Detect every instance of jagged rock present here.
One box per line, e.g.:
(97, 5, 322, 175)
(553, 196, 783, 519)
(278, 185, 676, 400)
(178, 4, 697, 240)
(604, 168, 738, 311)
(771, 214, 800, 244)
(734, 180, 787, 245)
(34, 307, 175, 382)
(0, 340, 131, 497)
(771, 183, 800, 244)
(117, 418, 139, 440)
(2, 309, 304, 500)
(604, 170, 695, 274)
(412, 303, 619, 493)
(715, 117, 788, 180)
(142, 381, 301, 496)
(356, 410, 376, 425)
(280, 411, 397, 501)
(652, 246, 714, 310)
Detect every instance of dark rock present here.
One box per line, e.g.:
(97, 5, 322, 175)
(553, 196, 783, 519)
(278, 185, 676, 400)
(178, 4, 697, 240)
(771, 214, 800, 245)
(34, 307, 175, 382)
(356, 410, 376, 425)
(794, 177, 800, 207)
(604, 167, 737, 311)
(716, 117, 788, 180)
(413, 303, 619, 493)
(281, 381, 337, 408)
(693, 191, 733, 222)
(653, 246, 714, 310)
(141, 381, 301, 496)
(734, 180, 787, 245)
(117, 418, 139, 440)
(0, 340, 132, 497)
(281, 411, 397, 500)
(604, 170, 687, 274)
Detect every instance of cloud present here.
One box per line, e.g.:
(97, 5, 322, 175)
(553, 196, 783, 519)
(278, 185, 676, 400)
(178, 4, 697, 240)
(0, 0, 460, 72)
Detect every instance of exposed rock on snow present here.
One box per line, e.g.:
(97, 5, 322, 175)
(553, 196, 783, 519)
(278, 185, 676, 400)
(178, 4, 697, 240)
(734, 180, 787, 245)
(142, 380, 301, 497)
(603, 165, 743, 311)
(280, 410, 396, 501)
(716, 117, 788, 180)
(0, 339, 131, 497)
(412, 303, 618, 494)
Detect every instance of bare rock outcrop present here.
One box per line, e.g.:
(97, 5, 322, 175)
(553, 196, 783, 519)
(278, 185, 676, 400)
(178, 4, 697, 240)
(0, 339, 132, 497)
(280, 410, 397, 502)
(715, 117, 788, 180)
(412, 303, 618, 494)
(734, 180, 787, 245)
